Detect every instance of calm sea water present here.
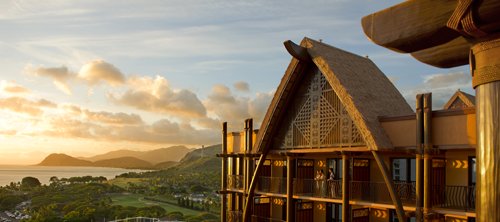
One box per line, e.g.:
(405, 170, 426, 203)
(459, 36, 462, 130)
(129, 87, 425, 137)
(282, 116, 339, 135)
(0, 165, 147, 186)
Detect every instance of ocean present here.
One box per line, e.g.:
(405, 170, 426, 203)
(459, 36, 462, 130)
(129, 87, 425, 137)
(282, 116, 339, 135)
(0, 165, 147, 186)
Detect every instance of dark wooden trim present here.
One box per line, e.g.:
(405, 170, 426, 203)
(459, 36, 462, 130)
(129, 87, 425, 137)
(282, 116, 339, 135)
(379, 114, 415, 122)
(432, 107, 475, 117)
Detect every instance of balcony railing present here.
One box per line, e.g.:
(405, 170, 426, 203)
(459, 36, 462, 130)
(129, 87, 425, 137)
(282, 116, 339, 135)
(257, 177, 286, 194)
(350, 181, 415, 205)
(293, 178, 342, 199)
(228, 210, 242, 222)
(228, 175, 244, 190)
(251, 215, 286, 222)
(431, 185, 475, 211)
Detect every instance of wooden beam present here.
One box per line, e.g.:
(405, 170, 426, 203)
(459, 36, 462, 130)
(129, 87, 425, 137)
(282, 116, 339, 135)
(361, 0, 500, 53)
(371, 151, 406, 222)
(411, 37, 471, 68)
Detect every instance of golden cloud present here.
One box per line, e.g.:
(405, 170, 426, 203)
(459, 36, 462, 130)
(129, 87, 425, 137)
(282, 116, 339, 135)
(1, 81, 30, 94)
(0, 97, 56, 116)
(78, 60, 125, 86)
(110, 75, 206, 118)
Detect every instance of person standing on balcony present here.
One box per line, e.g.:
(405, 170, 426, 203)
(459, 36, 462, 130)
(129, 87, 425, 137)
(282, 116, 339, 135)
(315, 169, 326, 197)
(327, 168, 336, 198)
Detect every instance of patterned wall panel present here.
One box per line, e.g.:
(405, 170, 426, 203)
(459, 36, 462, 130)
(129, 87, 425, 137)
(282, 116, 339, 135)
(275, 68, 364, 149)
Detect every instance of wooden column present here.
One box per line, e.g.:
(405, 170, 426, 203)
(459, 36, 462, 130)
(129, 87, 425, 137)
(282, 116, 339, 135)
(230, 155, 236, 212)
(342, 153, 350, 222)
(423, 93, 432, 220)
(472, 38, 500, 222)
(415, 94, 423, 222)
(221, 122, 228, 222)
(286, 156, 295, 222)
(244, 119, 253, 221)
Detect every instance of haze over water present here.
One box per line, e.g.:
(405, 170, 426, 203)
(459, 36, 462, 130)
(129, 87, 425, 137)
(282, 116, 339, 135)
(0, 165, 146, 186)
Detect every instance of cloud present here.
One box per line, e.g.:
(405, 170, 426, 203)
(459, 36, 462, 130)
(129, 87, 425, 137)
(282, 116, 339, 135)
(0, 130, 17, 136)
(248, 91, 274, 125)
(402, 71, 472, 109)
(110, 75, 206, 118)
(27, 65, 75, 94)
(1, 81, 30, 94)
(423, 72, 470, 88)
(41, 116, 217, 145)
(83, 109, 143, 125)
(204, 84, 273, 130)
(234, 81, 250, 92)
(78, 60, 125, 86)
(27, 60, 125, 94)
(0, 96, 56, 116)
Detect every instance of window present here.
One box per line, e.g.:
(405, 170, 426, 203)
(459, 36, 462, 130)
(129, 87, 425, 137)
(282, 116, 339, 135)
(392, 158, 416, 182)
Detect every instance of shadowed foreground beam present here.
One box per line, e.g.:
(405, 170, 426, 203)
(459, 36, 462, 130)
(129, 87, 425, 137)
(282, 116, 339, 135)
(361, 0, 500, 53)
(372, 151, 405, 222)
(411, 37, 471, 68)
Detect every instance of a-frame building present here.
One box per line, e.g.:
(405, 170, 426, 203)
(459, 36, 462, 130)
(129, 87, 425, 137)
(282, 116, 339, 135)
(219, 38, 477, 222)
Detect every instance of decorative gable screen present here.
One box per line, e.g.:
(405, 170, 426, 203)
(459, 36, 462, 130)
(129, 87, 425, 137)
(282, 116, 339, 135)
(275, 68, 364, 149)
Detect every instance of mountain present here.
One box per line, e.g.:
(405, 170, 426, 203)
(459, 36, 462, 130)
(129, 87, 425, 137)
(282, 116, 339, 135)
(84, 146, 191, 164)
(37, 144, 221, 170)
(94, 157, 153, 169)
(174, 144, 221, 172)
(153, 161, 178, 169)
(38, 153, 93, 166)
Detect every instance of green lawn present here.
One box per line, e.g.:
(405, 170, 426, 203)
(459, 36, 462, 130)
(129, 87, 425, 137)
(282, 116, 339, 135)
(108, 177, 146, 188)
(110, 193, 201, 216)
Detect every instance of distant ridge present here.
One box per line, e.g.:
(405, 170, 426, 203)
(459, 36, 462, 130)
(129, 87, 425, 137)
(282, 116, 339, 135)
(94, 157, 153, 169)
(38, 153, 93, 166)
(83, 145, 191, 164)
(37, 145, 216, 170)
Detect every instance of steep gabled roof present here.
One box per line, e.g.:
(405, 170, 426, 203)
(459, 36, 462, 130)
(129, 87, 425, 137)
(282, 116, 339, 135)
(254, 37, 413, 152)
(443, 90, 475, 110)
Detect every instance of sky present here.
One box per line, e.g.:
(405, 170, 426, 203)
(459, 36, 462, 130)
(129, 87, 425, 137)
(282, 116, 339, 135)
(0, 0, 472, 165)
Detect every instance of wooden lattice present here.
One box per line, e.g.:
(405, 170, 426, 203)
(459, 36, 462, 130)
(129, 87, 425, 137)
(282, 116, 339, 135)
(276, 68, 364, 149)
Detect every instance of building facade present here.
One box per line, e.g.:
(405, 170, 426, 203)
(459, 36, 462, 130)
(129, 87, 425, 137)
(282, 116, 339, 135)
(218, 38, 477, 222)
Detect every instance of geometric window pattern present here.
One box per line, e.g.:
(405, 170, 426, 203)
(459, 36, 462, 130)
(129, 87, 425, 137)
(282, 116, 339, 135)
(276, 67, 364, 149)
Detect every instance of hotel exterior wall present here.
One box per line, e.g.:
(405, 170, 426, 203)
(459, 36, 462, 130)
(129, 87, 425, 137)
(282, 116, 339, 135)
(227, 132, 243, 153)
(370, 208, 390, 222)
(445, 150, 475, 186)
(226, 130, 259, 154)
(381, 118, 416, 148)
(431, 113, 476, 148)
(313, 202, 326, 222)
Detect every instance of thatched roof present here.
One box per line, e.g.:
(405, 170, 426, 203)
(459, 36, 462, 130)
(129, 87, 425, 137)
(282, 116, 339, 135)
(255, 37, 413, 152)
(443, 90, 475, 110)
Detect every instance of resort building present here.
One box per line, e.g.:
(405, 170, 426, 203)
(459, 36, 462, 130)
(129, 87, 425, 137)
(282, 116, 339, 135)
(217, 38, 477, 222)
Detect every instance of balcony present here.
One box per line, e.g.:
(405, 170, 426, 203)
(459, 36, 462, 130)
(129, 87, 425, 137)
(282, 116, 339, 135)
(251, 215, 286, 222)
(228, 175, 244, 190)
(257, 177, 286, 194)
(350, 181, 415, 205)
(431, 185, 475, 211)
(293, 178, 342, 199)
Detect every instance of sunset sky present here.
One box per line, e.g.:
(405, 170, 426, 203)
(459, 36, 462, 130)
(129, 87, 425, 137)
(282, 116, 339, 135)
(0, 0, 471, 164)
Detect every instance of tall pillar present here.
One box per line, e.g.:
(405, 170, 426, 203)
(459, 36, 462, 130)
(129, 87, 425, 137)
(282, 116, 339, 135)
(472, 38, 500, 222)
(230, 155, 236, 212)
(221, 122, 228, 222)
(342, 153, 350, 222)
(415, 94, 423, 222)
(422, 93, 432, 220)
(286, 156, 295, 222)
(244, 119, 253, 221)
